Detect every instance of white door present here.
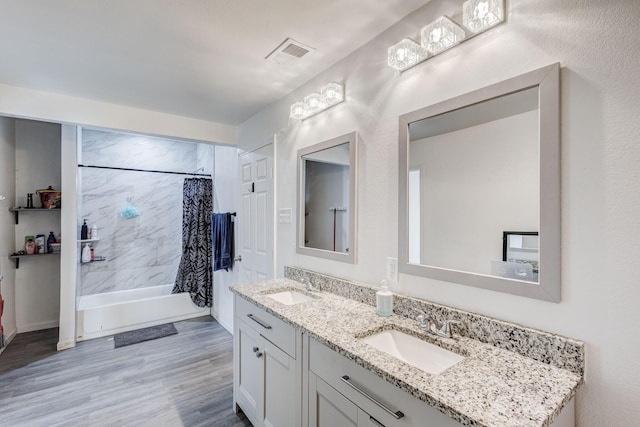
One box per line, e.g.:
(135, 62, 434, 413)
(237, 144, 274, 284)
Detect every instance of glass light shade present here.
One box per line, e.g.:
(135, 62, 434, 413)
(304, 93, 328, 115)
(290, 101, 308, 120)
(321, 82, 344, 106)
(463, 0, 505, 34)
(420, 17, 466, 55)
(387, 38, 428, 71)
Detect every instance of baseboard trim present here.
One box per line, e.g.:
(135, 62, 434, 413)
(18, 320, 59, 333)
(57, 338, 76, 351)
(213, 311, 233, 334)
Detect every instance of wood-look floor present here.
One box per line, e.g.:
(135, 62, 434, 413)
(0, 316, 253, 427)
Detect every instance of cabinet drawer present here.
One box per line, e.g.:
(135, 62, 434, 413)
(309, 338, 460, 427)
(235, 295, 297, 358)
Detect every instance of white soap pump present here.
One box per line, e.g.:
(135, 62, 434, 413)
(376, 280, 393, 317)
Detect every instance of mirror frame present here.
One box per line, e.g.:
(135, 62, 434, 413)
(398, 63, 560, 302)
(297, 131, 358, 263)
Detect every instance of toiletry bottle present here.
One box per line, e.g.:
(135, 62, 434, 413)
(35, 234, 45, 254)
(89, 244, 94, 261)
(25, 238, 36, 255)
(376, 280, 393, 317)
(81, 244, 91, 263)
(81, 220, 88, 240)
(47, 232, 56, 253)
(91, 224, 98, 240)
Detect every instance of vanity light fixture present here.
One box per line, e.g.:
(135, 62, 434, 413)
(421, 17, 466, 55)
(387, 38, 428, 71)
(387, 0, 505, 72)
(463, 0, 505, 34)
(289, 82, 345, 120)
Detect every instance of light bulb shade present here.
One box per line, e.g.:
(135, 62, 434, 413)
(290, 101, 308, 120)
(421, 16, 466, 55)
(387, 38, 428, 71)
(304, 92, 328, 115)
(463, 0, 505, 34)
(321, 82, 344, 106)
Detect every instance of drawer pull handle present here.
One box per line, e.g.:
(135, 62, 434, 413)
(369, 416, 385, 427)
(340, 375, 404, 420)
(255, 351, 263, 358)
(247, 314, 273, 330)
(253, 346, 259, 353)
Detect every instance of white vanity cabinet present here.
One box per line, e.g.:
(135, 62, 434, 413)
(308, 337, 463, 427)
(233, 295, 302, 427)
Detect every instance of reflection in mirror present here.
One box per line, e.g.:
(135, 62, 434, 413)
(408, 87, 539, 279)
(297, 132, 357, 263)
(399, 63, 560, 302)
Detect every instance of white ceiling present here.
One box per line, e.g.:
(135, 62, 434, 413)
(0, 1, 429, 125)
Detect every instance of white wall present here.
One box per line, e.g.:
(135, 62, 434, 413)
(0, 117, 17, 349)
(211, 145, 240, 333)
(14, 119, 61, 332)
(0, 83, 237, 146)
(237, 0, 640, 425)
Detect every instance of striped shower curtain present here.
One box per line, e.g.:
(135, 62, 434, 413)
(172, 178, 213, 307)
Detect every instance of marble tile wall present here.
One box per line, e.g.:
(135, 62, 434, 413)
(79, 130, 213, 296)
(284, 266, 584, 376)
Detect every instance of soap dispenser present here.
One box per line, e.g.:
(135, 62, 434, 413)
(376, 280, 393, 317)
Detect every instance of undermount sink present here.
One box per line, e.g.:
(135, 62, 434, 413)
(361, 329, 464, 375)
(266, 290, 316, 305)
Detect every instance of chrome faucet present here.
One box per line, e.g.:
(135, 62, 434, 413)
(416, 313, 463, 338)
(415, 313, 436, 333)
(301, 276, 319, 292)
(436, 320, 462, 338)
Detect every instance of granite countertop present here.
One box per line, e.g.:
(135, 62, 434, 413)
(231, 278, 582, 427)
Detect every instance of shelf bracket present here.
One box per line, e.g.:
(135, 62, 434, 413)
(14, 210, 19, 225)
(14, 257, 19, 269)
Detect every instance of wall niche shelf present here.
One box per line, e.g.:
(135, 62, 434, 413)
(9, 252, 60, 269)
(78, 238, 100, 243)
(8, 207, 61, 225)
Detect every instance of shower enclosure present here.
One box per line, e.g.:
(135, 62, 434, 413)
(75, 130, 212, 340)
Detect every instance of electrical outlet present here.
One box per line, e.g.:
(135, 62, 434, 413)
(386, 257, 398, 282)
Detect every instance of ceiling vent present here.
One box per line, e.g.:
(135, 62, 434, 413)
(266, 38, 314, 66)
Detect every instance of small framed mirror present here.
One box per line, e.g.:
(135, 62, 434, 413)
(399, 63, 560, 302)
(297, 132, 358, 263)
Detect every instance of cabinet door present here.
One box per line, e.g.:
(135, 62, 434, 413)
(235, 318, 263, 426)
(309, 373, 360, 427)
(262, 339, 297, 427)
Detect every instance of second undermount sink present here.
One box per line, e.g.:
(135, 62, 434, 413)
(266, 290, 316, 305)
(361, 329, 464, 375)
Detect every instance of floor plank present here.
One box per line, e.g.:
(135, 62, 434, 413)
(0, 316, 252, 427)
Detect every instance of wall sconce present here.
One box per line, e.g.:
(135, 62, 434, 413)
(290, 82, 344, 120)
(387, 0, 505, 72)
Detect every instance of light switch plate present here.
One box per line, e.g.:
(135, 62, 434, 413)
(386, 257, 398, 282)
(279, 208, 293, 224)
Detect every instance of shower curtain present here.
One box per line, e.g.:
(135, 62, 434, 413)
(173, 178, 213, 307)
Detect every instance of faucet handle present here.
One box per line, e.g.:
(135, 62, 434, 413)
(438, 319, 462, 338)
(415, 313, 430, 331)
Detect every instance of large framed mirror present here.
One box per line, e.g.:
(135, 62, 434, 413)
(297, 132, 358, 263)
(399, 63, 560, 302)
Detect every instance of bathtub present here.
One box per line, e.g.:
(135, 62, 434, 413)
(76, 285, 209, 341)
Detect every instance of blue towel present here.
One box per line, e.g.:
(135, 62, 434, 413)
(213, 213, 233, 271)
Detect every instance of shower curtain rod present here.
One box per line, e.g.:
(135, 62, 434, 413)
(78, 164, 211, 177)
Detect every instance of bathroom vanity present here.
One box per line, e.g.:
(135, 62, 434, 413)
(231, 269, 582, 427)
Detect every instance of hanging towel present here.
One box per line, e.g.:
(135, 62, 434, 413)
(213, 213, 234, 271)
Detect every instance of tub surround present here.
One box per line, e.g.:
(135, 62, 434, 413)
(231, 269, 583, 427)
